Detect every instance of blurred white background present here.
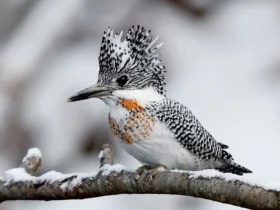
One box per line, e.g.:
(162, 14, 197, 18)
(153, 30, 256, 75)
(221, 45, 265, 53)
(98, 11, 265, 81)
(0, 0, 280, 209)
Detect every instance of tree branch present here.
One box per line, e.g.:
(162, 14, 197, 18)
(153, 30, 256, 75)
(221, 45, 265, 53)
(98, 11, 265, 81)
(0, 145, 279, 209)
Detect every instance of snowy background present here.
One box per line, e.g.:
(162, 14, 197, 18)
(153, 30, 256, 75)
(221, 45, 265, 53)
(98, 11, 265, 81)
(0, 0, 280, 209)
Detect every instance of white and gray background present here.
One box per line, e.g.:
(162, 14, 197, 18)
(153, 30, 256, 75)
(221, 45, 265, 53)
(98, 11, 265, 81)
(0, 1, 280, 209)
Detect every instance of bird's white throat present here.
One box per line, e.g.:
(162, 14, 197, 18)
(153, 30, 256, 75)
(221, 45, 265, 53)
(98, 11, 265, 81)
(102, 87, 164, 108)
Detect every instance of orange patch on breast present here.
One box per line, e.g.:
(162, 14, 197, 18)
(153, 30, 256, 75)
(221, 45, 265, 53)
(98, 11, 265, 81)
(108, 100, 157, 145)
(108, 116, 134, 144)
(119, 99, 144, 110)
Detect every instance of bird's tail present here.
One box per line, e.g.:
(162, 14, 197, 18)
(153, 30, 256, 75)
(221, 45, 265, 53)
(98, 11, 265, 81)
(217, 161, 252, 176)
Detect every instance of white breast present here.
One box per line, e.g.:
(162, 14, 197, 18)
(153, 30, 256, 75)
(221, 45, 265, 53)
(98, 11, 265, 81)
(106, 87, 199, 170)
(108, 104, 197, 170)
(119, 120, 198, 170)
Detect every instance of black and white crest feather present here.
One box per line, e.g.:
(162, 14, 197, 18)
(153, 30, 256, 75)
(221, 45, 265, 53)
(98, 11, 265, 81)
(98, 25, 166, 95)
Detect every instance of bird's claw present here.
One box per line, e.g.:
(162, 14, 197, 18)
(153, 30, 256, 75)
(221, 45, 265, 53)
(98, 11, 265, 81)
(135, 165, 167, 180)
(135, 165, 151, 180)
(148, 165, 167, 180)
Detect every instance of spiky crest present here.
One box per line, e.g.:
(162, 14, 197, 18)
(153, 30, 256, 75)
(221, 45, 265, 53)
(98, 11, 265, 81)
(98, 25, 166, 95)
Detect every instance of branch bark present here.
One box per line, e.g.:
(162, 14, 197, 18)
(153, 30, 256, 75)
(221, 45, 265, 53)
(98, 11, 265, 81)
(0, 145, 279, 209)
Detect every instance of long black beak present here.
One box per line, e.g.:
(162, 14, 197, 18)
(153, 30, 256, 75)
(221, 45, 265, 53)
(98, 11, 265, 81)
(67, 84, 112, 102)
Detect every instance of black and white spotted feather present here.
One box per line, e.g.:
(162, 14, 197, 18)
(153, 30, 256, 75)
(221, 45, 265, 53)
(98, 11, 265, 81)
(148, 99, 252, 175)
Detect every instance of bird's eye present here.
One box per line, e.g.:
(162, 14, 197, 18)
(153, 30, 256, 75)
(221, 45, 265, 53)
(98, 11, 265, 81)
(116, 75, 129, 87)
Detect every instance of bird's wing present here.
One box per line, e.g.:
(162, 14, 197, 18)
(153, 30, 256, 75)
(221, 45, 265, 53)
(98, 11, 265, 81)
(149, 98, 232, 161)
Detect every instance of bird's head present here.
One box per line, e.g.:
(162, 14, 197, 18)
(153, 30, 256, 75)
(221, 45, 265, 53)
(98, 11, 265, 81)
(68, 25, 166, 105)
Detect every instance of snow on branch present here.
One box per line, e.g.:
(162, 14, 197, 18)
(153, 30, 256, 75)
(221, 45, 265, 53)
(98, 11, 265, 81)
(0, 145, 279, 209)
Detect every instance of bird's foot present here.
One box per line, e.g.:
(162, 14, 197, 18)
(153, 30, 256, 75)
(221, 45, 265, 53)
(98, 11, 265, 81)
(148, 165, 167, 181)
(135, 165, 151, 180)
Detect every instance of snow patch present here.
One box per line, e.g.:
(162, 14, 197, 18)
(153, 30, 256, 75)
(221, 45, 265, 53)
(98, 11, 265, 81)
(101, 164, 129, 176)
(170, 169, 280, 191)
(60, 171, 98, 191)
(4, 168, 33, 182)
(60, 181, 68, 190)
(69, 172, 97, 188)
(99, 163, 111, 171)
(39, 170, 65, 182)
(22, 148, 42, 163)
(98, 151, 104, 160)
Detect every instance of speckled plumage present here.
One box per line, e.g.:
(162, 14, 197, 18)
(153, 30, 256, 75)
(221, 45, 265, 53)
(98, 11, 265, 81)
(69, 25, 252, 176)
(108, 98, 156, 144)
(149, 99, 231, 160)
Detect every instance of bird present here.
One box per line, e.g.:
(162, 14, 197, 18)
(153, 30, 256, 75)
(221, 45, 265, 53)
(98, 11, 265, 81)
(68, 25, 252, 176)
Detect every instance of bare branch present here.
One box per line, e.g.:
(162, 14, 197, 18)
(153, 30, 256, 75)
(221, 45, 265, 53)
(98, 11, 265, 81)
(0, 145, 279, 209)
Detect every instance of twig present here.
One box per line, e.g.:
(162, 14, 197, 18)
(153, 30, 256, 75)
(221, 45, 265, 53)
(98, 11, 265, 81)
(20, 148, 42, 175)
(99, 144, 113, 168)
